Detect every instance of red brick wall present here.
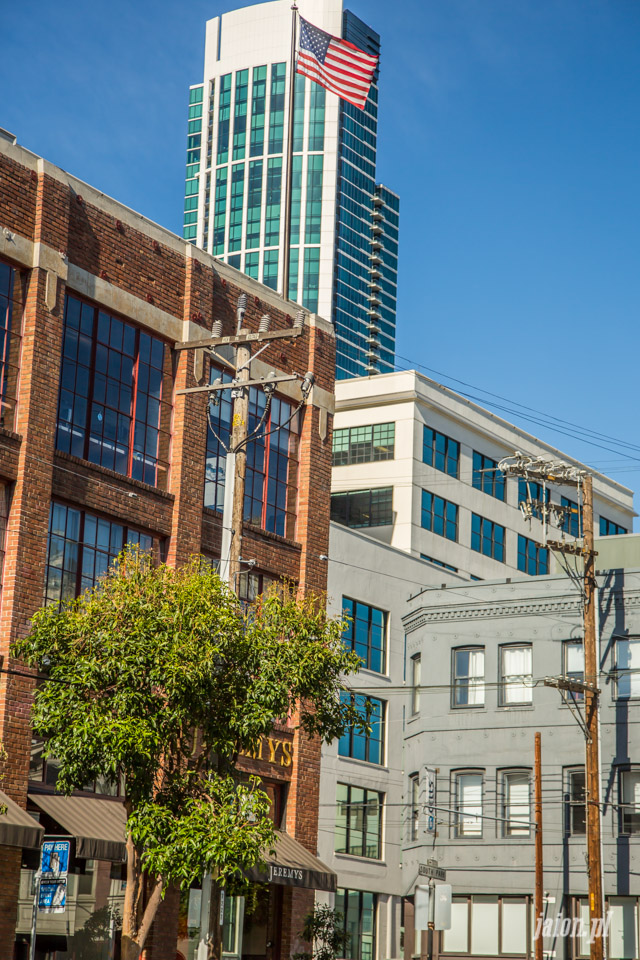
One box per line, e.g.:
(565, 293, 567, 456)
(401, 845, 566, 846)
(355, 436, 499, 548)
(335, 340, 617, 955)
(0, 846, 21, 951)
(0, 145, 335, 960)
(67, 198, 187, 320)
(0, 156, 38, 240)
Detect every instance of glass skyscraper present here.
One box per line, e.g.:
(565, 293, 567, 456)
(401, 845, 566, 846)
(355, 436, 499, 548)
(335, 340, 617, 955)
(183, 0, 398, 379)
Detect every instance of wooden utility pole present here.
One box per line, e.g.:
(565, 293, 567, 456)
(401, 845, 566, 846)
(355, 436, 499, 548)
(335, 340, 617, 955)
(176, 303, 309, 960)
(228, 336, 251, 588)
(499, 455, 606, 960)
(583, 474, 605, 960)
(534, 731, 543, 960)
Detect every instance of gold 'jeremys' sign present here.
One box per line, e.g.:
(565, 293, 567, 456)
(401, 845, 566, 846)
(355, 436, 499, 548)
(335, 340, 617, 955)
(239, 737, 293, 768)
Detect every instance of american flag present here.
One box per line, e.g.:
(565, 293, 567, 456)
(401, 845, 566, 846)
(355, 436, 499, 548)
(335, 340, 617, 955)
(297, 16, 378, 111)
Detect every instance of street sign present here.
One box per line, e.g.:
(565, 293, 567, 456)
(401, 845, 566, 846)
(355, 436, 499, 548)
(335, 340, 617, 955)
(37, 838, 71, 915)
(414, 884, 430, 930)
(424, 767, 436, 835)
(419, 862, 446, 881)
(434, 884, 452, 931)
(414, 882, 452, 932)
(41, 839, 70, 878)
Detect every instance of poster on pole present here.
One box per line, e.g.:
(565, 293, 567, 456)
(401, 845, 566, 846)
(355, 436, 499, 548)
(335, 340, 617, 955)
(38, 877, 67, 913)
(38, 838, 71, 914)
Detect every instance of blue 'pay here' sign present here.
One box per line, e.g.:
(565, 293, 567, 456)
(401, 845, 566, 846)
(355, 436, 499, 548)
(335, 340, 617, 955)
(41, 839, 70, 877)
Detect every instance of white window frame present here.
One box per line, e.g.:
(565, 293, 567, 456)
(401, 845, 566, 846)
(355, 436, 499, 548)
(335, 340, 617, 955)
(452, 646, 485, 708)
(411, 653, 421, 715)
(566, 767, 586, 836)
(620, 769, 640, 835)
(454, 771, 483, 838)
(615, 637, 640, 700)
(409, 773, 419, 842)
(500, 644, 533, 706)
(501, 770, 531, 837)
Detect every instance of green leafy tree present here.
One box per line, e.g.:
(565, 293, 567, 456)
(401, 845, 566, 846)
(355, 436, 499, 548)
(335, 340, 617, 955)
(294, 904, 350, 960)
(13, 550, 362, 960)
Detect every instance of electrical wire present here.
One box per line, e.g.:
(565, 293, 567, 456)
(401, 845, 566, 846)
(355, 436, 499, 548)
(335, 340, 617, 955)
(390, 350, 640, 459)
(4, 281, 640, 468)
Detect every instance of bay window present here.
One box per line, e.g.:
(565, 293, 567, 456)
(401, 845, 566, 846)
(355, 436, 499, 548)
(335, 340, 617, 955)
(620, 770, 640, 835)
(453, 647, 485, 707)
(500, 644, 533, 705)
(615, 637, 640, 699)
(454, 772, 483, 838)
(502, 770, 531, 837)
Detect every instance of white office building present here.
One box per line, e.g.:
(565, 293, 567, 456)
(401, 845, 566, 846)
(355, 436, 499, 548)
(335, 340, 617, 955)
(330, 371, 634, 580)
(318, 370, 635, 960)
(319, 524, 465, 960)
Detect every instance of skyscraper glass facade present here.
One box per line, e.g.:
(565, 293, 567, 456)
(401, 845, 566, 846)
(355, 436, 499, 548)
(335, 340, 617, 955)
(182, 1, 398, 379)
(332, 10, 396, 378)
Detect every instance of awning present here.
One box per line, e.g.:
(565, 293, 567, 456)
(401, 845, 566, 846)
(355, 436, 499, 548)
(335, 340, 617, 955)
(28, 793, 127, 862)
(248, 830, 336, 892)
(0, 789, 44, 850)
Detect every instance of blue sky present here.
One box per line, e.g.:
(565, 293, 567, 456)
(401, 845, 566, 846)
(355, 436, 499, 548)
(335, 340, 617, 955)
(1, 0, 639, 500)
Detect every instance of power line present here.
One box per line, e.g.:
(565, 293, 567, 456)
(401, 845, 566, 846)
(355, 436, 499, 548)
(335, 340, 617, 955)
(390, 352, 640, 464)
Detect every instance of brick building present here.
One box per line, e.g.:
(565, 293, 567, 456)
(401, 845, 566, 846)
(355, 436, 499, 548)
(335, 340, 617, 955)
(0, 128, 336, 959)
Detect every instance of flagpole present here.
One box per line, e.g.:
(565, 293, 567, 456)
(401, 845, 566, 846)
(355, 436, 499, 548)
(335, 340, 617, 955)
(281, 2, 298, 302)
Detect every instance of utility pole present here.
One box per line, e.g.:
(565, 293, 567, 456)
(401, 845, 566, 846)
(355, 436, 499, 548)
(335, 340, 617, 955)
(534, 732, 543, 960)
(176, 299, 312, 591)
(228, 306, 251, 587)
(176, 297, 314, 960)
(582, 474, 605, 960)
(427, 877, 435, 960)
(499, 453, 605, 960)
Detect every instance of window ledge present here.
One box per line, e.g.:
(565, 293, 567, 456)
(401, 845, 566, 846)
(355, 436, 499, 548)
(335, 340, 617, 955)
(0, 426, 22, 444)
(333, 852, 386, 866)
(356, 667, 391, 683)
(449, 836, 485, 843)
(54, 451, 175, 501)
(451, 706, 487, 712)
(243, 521, 302, 552)
(336, 756, 389, 773)
(490, 836, 534, 844)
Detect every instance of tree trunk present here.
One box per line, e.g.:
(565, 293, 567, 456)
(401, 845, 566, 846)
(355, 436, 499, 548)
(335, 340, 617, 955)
(207, 883, 223, 960)
(121, 935, 142, 960)
(122, 831, 143, 960)
(121, 828, 164, 960)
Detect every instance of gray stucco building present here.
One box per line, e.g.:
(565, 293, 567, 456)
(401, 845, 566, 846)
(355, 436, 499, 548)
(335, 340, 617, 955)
(402, 540, 640, 960)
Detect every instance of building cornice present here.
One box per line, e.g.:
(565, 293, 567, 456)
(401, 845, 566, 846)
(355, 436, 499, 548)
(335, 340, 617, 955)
(404, 596, 582, 630)
(403, 588, 640, 632)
